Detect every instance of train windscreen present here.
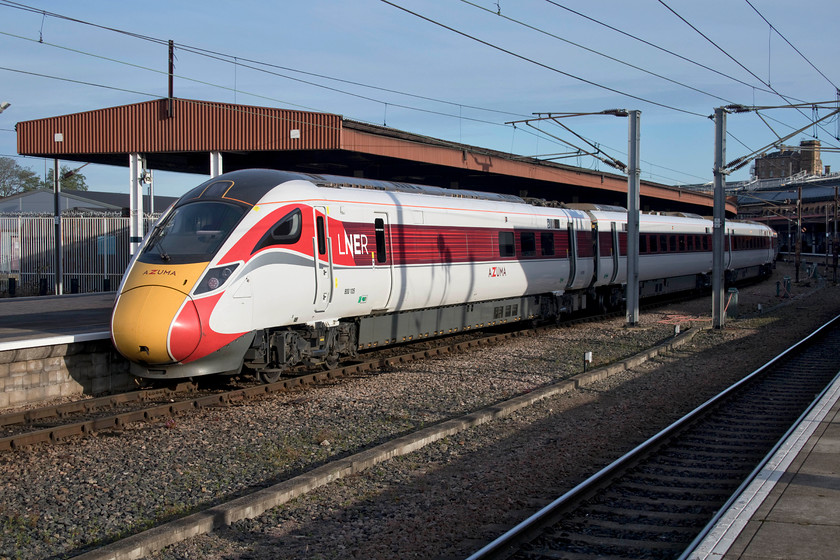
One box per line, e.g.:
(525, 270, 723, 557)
(139, 201, 247, 264)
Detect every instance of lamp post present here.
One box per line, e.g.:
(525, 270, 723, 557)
(0, 101, 10, 114)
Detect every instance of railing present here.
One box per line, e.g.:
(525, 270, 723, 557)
(729, 171, 840, 192)
(0, 215, 159, 297)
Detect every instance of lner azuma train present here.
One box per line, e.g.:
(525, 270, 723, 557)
(111, 169, 777, 382)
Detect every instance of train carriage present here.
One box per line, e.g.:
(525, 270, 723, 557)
(111, 169, 776, 381)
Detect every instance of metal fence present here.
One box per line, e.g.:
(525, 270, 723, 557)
(0, 215, 158, 297)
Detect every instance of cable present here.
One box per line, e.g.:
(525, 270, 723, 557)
(384, 0, 766, 180)
(0, 0, 169, 46)
(744, 0, 839, 92)
(0, 2, 565, 153)
(0, 1, 740, 184)
(380, 0, 706, 118)
(459, 0, 737, 105)
(543, 0, 838, 154)
(0, 28, 527, 131)
(173, 45, 524, 126)
(657, 0, 839, 148)
(0, 0, 528, 123)
(174, 44, 528, 120)
(542, 0, 800, 102)
(0, 0, 721, 181)
(658, 0, 773, 91)
(0, 65, 157, 98)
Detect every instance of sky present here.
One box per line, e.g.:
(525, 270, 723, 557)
(1, 0, 838, 199)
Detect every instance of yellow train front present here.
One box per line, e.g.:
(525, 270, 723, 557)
(111, 170, 278, 379)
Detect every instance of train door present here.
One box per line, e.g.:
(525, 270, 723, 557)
(592, 222, 601, 284)
(567, 222, 578, 289)
(368, 212, 393, 311)
(595, 222, 616, 286)
(726, 230, 733, 269)
(313, 206, 333, 312)
(610, 222, 620, 283)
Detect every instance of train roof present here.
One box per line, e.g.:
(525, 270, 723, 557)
(180, 169, 529, 208)
(303, 172, 527, 204)
(176, 171, 775, 237)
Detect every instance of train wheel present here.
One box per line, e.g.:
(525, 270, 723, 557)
(257, 367, 286, 384)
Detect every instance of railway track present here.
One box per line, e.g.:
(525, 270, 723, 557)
(0, 281, 751, 453)
(468, 314, 840, 560)
(0, 327, 534, 451)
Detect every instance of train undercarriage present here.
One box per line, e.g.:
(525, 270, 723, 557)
(241, 263, 772, 383)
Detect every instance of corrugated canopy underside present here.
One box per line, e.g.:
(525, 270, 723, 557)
(16, 97, 724, 214)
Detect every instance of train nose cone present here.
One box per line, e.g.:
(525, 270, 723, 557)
(169, 298, 202, 362)
(111, 286, 201, 364)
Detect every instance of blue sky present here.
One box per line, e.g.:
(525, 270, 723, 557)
(1, 0, 838, 198)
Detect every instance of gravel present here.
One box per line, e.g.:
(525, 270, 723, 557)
(1, 261, 837, 560)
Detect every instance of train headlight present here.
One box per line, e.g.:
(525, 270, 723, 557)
(195, 263, 240, 295)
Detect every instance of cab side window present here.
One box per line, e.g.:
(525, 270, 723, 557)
(253, 208, 302, 253)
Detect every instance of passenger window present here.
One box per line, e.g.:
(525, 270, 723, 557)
(541, 232, 555, 256)
(499, 232, 515, 257)
(253, 208, 302, 253)
(639, 235, 648, 254)
(521, 232, 536, 257)
(669, 235, 677, 252)
(374, 218, 387, 263)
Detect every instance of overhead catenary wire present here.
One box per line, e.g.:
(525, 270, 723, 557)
(459, 0, 737, 106)
(0, 0, 574, 165)
(0, 0, 528, 122)
(379, 0, 775, 171)
(657, 0, 839, 148)
(380, 0, 707, 118)
(0, 0, 832, 185)
(743, 0, 839, 92)
(0, 0, 717, 183)
(540, 0, 836, 153)
(542, 0, 805, 103)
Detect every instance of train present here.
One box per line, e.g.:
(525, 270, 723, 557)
(110, 169, 777, 382)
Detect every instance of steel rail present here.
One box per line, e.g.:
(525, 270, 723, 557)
(0, 329, 525, 451)
(466, 313, 840, 560)
(0, 290, 723, 453)
(0, 382, 196, 427)
(677, 367, 840, 560)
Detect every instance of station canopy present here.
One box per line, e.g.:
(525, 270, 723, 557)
(16, 97, 727, 214)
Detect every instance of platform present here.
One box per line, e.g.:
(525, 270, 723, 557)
(691, 371, 840, 560)
(0, 292, 113, 348)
